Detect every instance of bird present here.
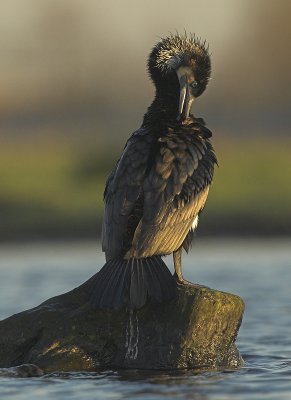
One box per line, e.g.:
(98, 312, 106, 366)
(90, 33, 217, 310)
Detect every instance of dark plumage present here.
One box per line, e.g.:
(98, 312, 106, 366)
(90, 33, 217, 310)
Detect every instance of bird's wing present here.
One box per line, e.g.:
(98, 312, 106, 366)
(130, 126, 216, 257)
(102, 128, 153, 259)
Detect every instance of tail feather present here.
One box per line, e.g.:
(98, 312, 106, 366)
(156, 257, 174, 300)
(90, 256, 176, 310)
(100, 259, 123, 305)
(157, 256, 168, 297)
(112, 260, 131, 308)
(147, 257, 164, 302)
(130, 259, 144, 309)
(91, 259, 120, 306)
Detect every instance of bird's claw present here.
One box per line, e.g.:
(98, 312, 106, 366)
(173, 273, 195, 286)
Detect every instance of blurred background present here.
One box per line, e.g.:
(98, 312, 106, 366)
(1, 4, 290, 392)
(1, 0, 290, 241)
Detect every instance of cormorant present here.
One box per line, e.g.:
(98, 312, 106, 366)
(90, 33, 217, 310)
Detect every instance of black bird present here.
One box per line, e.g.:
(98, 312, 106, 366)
(90, 33, 217, 310)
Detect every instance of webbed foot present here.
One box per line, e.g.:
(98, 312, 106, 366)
(173, 273, 195, 286)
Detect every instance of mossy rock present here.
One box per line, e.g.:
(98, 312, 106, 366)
(0, 274, 244, 372)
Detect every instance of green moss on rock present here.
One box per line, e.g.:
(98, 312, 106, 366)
(0, 275, 244, 372)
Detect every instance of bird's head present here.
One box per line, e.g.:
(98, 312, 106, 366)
(148, 33, 211, 122)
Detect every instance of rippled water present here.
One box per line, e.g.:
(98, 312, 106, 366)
(0, 238, 291, 400)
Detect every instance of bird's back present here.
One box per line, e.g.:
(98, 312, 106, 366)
(102, 118, 216, 261)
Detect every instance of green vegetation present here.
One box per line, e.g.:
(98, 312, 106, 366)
(209, 137, 291, 214)
(1, 136, 290, 239)
(0, 140, 106, 238)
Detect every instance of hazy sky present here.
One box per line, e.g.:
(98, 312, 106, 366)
(0, 1, 244, 106)
(0, 0, 290, 134)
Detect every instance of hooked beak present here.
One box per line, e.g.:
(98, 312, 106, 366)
(176, 68, 195, 121)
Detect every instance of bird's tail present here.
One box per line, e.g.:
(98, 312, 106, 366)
(89, 256, 176, 310)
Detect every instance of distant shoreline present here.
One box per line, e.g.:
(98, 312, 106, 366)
(1, 224, 290, 243)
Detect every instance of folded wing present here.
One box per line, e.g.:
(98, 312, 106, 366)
(129, 126, 216, 258)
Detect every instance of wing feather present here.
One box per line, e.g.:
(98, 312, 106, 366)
(129, 124, 216, 258)
(103, 121, 216, 260)
(102, 128, 153, 259)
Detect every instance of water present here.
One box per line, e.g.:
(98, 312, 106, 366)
(0, 238, 291, 400)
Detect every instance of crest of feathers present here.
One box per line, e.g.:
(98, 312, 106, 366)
(148, 33, 211, 85)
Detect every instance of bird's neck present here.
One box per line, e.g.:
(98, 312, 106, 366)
(142, 93, 180, 128)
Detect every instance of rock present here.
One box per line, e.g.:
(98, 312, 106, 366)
(0, 274, 244, 372)
(0, 364, 44, 377)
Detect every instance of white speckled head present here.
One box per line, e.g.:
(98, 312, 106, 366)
(155, 34, 209, 72)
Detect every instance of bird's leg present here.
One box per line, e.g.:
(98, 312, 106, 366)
(173, 247, 183, 282)
(173, 247, 194, 285)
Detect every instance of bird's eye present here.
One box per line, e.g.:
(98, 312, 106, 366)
(191, 81, 198, 88)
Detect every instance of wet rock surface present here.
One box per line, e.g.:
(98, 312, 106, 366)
(0, 275, 244, 372)
(0, 364, 44, 377)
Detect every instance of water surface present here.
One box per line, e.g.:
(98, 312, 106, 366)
(0, 238, 290, 400)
